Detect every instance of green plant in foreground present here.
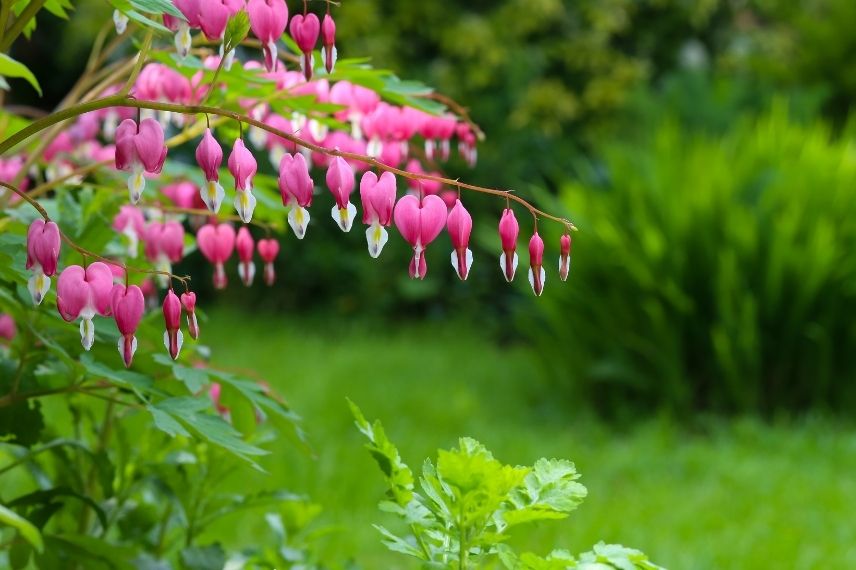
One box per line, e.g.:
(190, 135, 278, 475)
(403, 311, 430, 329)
(350, 401, 663, 570)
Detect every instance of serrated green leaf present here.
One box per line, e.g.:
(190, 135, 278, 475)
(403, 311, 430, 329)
(0, 54, 42, 96)
(224, 10, 250, 53)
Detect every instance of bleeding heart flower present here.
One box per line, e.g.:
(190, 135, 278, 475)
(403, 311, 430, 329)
(559, 233, 572, 281)
(290, 12, 320, 80)
(162, 181, 204, 210)
(228, 138, 258, 223)
(326, 156, 356, 232)
(162, 289, 183, 360)
(0, 313, 15, 343)
(257, 238, 279, 286)
(529, 232, 546, 296)
(56, 262, 114, 351)
(359, 171, 396, 258)
(447, 199, 473, 281)
(278, 152, 314, 239)
(114, 118, 168, 203)
(498, 208, 519, 282)
(164, 0, 200, 58)
(236, 226, 256, 286)
(197, 223, 236, 289)
(248, 0, 288, 71)
(196, 128, 226, 213)
(143, 221, 185, 287)
(393, 194, 447, 279)
(321, 13, 336, 73)
(26, 219, 61, 305)
(113, 205, 146, 258)
(198, 0, 244, 41)
(111, 283, 145, 368)
(181, 291, 200, 339)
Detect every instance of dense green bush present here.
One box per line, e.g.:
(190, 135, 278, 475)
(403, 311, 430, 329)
(526, 102, 856, 415)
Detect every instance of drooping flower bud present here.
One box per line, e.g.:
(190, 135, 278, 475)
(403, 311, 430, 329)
(278, 152, 314, 239)
(181, 291, 200, 339)
(498, 208, 519, 282)
(528, 232, 546, 296)
(325, 156, 356, 232)
(248, 0, 288, 71)
(289, 12, 320, 80)
(113, 205, 146, 258)
(228, 138, 258, 223)
(559, 233, 572, 282)
(114, 118, 167, 203)
(162, 289, 183, 360)
(26, 219, 61, 305)
(111, 283, 145, 368)
(57, 263, 113, 351)
(359, 171, 396, 258)
(236, 227, 256, 287)
(0, 314, 16, 343)
(393, 194, 447, 280)
(196, 223, 236, 289)
(321, 13, 337, 73)
(447, 199, 473, 281)
(113, 9, 129, 34)
(257, 238, 280, 286)
(196, 128, 226, 213)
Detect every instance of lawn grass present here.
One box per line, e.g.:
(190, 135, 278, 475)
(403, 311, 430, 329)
(202, 308, 856, 569)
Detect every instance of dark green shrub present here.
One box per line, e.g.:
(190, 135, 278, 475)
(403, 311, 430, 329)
(526, 103, 856, 415)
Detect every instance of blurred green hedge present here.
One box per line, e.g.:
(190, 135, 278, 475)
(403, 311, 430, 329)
(526, 102, 856, 416)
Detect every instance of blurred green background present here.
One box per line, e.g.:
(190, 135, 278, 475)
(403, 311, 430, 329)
(11, 0, 856, 567)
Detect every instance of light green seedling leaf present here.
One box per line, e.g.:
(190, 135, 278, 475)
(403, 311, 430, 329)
(577, 542, 665, 570)
(0, 54, 42, 96)
(224, 10, 250, 53)
(349, 399, 414, 506)
(0, 504, 43, 552)
(503, 458, 588, 528)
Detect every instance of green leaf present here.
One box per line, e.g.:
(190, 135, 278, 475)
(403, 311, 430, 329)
(349, 399, 414, 506)
(0, 504, 43, 553)
(80, 353, 154, 396)
(0, 399, 44, 448)
(0, 53, 42, 96)
(129, 0, 183, 18)
(223, 10, 250, 53)
(504, 458, 588, 528)
(180, 544, 226, 570)
(374, 524, 425, 559)
(40, 534, 136, 569)
(576, 542, 664, 570)
(8, 487, 108, 529)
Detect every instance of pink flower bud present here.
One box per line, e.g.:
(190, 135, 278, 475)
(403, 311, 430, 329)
(290, 12, 320, 80)
(196, 128, 223, 182)
(197, 223, 236, 289)
(236, 226, 256, 286)
(228, 138, 258, 223)
(321, 13, 337, 73)
(326, 156, 356, 232)
(114, 118, 168, 203)
(26, 219, 61, 305)
(528, 232, 546, 296)
(111, 284, 145, 368)
(559, 233, 572, 282)
(393, 194, 447, 280)
(162, 289, 183, 360)
(248, 0, 288, 71)
(447, 199, 473, 281)
(257, 238, 280, 286)
(498, 208, 519, 282)
(278, 152, 314, 239)
(180, 291, 200, 339)
(0, 314, 16, 343)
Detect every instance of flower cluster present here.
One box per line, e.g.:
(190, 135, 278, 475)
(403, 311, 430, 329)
(6, 1, 575, 371)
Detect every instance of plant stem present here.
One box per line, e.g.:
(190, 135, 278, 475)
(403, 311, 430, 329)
(0, 0, 47, 52)
(0, 96, 578, 231)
